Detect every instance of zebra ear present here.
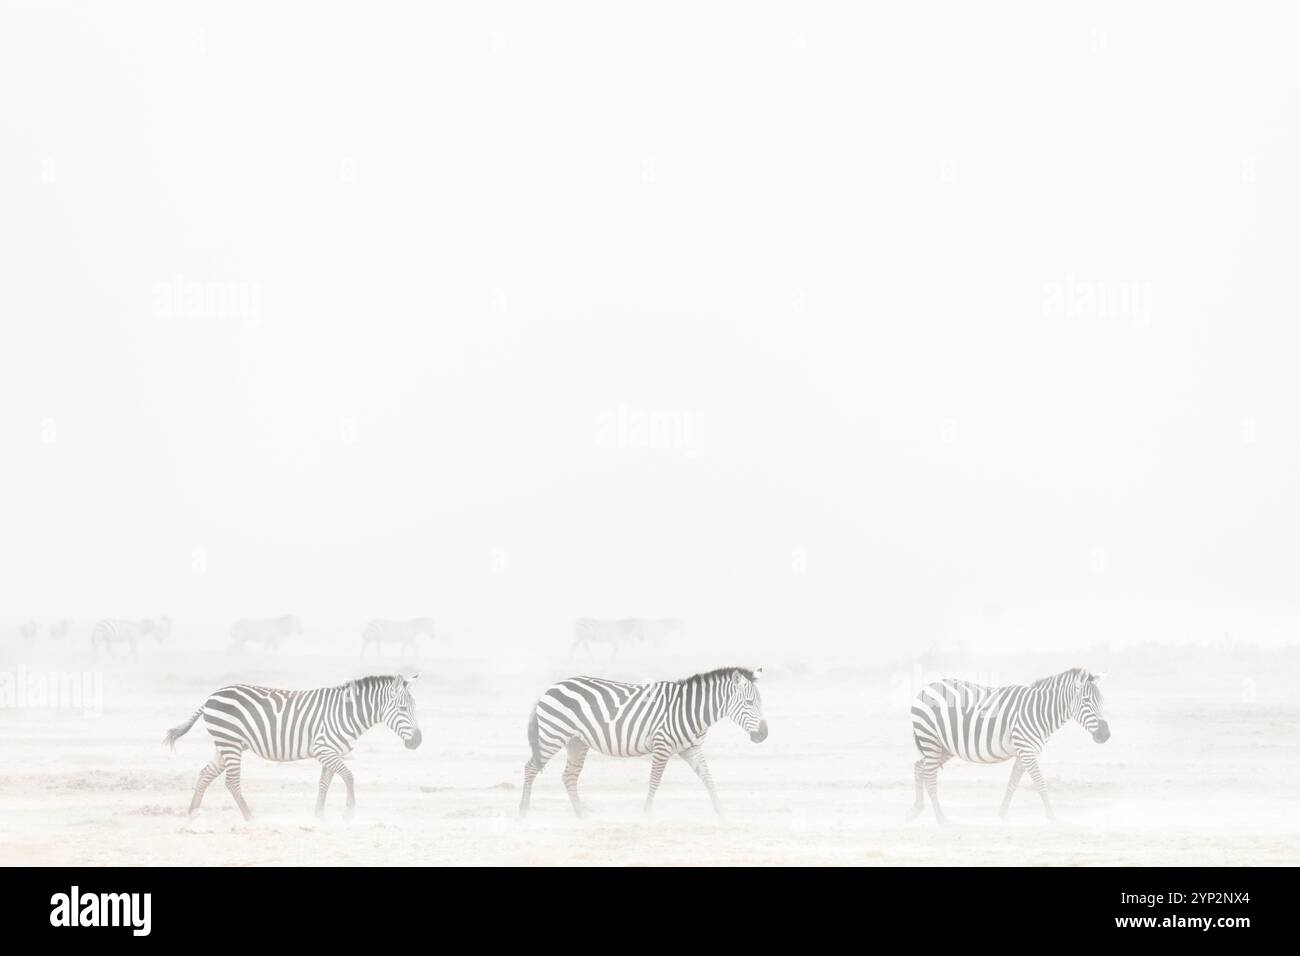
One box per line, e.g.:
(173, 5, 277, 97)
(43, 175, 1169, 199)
(342, 681, 356, 702)
(753, 667, 763, 681)
(1092, 672, 1106, 684)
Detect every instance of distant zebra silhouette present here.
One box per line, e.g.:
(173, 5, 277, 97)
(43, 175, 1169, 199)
(48, 619, 72, 641)
(361, 618, 436, 656)
(91, 616, 171, 656)
(163, 674, 422, 820)
(520, 666, 768, 817)
(908, 667, 1111, 823)
(570, 618, 646, 657)
(230, 615, 303, 652)
(20, 619, 39, 642)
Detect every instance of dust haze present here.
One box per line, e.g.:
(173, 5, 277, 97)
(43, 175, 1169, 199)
(2, 2, 1298, 865)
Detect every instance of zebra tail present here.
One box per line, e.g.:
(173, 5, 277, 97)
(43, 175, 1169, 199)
(526, 710, 542, 765)
(163, 707, 204, 750)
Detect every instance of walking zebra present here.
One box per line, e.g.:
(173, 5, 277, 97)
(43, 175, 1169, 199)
(91, 616, 172, 656)
(361, 618, 436, 656)
(519, 666, 768, 818)
(908, 667, 1111, 823)
(230, 615, 303, 652)
(163, 673, 422, 820)
(570, 618, 645, 657)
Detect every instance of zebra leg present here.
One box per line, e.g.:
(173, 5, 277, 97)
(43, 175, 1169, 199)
(643, 746, 674, 815)
(999, 758, 1026, 820)
(221, 750, 254, 821)
(519, 731, 561, 817)
(315, 764, 336, 817)
(922, 755, 950, 824)
(1020, 753, 1055, 821)
(906, 759, 926, 821)
(313, 749, 356, 819)
(679, 745, 722, 814)
(519, 758, 543, 817)
(188, 756, 222, 815)
(561, 738, 590, 818)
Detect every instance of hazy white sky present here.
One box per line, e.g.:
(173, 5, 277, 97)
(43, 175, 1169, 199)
(3, 2, 1298, 649)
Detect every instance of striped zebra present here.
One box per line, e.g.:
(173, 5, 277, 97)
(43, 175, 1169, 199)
(230, 615, 303, 652)
(91, 616, 172, 656)
(519, 666, 768, 818)
(162, 673, 422, 820)
(908, 667, 1111, 823)
(361, 618, 437, 656)
(570, 618, 645, 657)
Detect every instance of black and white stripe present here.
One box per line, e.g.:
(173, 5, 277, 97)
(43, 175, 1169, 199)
(361, 617, 436, 656)
(91, 616, 172, 656)
(162, 674, 423, 820)
(907, 667, 1111, 822)
(230, 615, 303, 652)
(519, 666, 768, 817)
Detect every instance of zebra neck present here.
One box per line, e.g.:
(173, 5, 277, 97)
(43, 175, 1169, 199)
(677, 679, 725, 738)
(1030, 684, 1069, 738)
(338, 688, 381, 739)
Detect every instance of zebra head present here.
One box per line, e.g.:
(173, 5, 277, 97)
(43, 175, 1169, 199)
(727, 667, 768, 743)
(380, 674, 423, 749)
(1074, 670, 1110, 743)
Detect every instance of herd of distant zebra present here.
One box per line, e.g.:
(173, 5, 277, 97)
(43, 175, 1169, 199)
(158, 663, 1111, 824)
(17, 615, 677, 657)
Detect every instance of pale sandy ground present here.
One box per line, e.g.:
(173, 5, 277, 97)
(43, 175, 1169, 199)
(2, 640, 1298, 866)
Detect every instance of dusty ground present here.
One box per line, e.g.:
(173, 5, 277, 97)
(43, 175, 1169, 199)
(2, 640, 1297, 866)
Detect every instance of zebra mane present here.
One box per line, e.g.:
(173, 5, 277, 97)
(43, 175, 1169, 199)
(340, 674, 404, 692)
(679, 666, 756, 687)
(1031, 667, 1091, 690)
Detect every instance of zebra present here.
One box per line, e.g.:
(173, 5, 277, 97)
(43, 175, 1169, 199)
(162, 673, 422, 820)
(361, 617, 436, 656)
(570, 618, 645, 657)
(230, 615, 303, 652)
(20, 619, 39, 642)
(91, 616, 171, 656)
(48, 619, 72, 641)
(519, 665, 768, 818)
(907, 667, 1111, 823)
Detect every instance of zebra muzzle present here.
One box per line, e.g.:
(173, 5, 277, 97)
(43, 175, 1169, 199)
(404, 729, 423, 750)
(750, 721, 769, 743)
(1092, 721, 1111, 744)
